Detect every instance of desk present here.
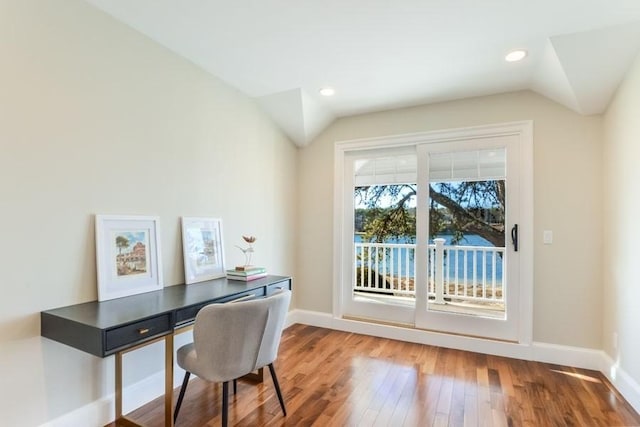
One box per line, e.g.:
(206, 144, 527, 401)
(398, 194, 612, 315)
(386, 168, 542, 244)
(41, 275, 292, 427)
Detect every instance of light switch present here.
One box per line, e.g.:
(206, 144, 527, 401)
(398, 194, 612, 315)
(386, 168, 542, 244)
(543, 230, 553, 244)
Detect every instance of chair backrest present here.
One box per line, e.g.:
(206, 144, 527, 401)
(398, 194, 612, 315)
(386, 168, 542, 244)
(191, 289, 291, 382)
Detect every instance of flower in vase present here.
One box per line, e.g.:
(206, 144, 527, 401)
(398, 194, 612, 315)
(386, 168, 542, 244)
(236, 236, 256, 266)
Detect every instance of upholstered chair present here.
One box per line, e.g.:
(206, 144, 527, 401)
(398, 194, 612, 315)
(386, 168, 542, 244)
(173, 289, 291, 426)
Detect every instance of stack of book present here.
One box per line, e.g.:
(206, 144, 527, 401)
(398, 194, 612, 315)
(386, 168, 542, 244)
(226, 266, 267, 281)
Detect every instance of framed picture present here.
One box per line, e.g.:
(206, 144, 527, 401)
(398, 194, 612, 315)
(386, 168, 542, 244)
(95, 215, 163, 301)
(181, 217, 226, 284)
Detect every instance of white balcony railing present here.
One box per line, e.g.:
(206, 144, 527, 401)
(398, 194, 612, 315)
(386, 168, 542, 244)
(354, 238, 505, 305)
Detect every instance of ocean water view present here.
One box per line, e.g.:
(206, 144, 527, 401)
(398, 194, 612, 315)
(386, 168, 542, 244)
(354, 233, 504, 282)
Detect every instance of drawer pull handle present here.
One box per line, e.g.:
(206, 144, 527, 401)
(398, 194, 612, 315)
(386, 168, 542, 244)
(138, 328, 150, 335)
(226, 294, 256, 304)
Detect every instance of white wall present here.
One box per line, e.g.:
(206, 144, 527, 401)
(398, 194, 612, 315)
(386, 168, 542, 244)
(603, 53, 640, 386)
(0, 1, 297, 426)
(298, 91, 603, 349)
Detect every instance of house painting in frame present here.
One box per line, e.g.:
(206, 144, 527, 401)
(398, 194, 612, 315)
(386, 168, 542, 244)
(95, 214, 163, 301)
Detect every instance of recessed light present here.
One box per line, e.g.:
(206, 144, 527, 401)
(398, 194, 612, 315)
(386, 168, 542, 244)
(505, 49, 527, 62)
(319, 87, 335, 96)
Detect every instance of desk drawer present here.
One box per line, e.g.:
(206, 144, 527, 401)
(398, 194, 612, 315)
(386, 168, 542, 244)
(267, 280, 290, 296)
(175, 302, 208, 325)
(175, 289, 267, 325)
(105, 314, 171, 352)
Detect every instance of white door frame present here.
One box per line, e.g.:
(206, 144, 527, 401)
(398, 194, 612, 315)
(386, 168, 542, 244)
(415, 135, 521, 341)
(333, 121, 533, 345)
(339, 147, 417, 325)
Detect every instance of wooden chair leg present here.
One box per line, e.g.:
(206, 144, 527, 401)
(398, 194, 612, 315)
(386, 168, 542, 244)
(174, 371, 191, 423)
(222, 381, 229, 427)
(268, 363, 287, 416)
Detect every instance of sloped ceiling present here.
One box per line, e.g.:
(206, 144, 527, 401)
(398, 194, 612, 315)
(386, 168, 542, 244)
(84, 0, 640, 146)
(532, 21, 640, 115)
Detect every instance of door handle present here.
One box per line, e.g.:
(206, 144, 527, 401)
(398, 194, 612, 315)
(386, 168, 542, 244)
(511, 224, 519, 252)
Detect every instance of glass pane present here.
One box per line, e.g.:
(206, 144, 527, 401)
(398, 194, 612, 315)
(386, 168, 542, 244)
(429, 148, 505, 182)
(427, 149, 507, 319)
(353, 178, 417, 308)
(354, 154, 417, 186)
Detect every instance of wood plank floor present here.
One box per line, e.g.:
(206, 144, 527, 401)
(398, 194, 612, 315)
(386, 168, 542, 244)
(114, 324, 640, 426)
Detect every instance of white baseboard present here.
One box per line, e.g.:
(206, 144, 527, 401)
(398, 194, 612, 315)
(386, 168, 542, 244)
(601, 353, 640, 414)
(40, 309, 640, 426)
(530, 341, 605, 371)
(38, 397, 112, 427)
(40, 369, 171, 427)
(290, 309, 640, 415)
(39, 359, 191, 427)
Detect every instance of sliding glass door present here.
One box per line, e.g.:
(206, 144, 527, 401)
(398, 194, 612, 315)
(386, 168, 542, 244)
(336, 123, 531, 343)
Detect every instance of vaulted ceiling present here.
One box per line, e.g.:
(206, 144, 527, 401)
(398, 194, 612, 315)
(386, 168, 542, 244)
(85, 0, 640, 146)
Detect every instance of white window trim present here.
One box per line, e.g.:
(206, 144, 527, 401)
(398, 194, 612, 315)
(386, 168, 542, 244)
(333, 120, 534, 345)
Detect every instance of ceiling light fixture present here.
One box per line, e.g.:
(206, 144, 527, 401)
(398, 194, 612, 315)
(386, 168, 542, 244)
(505, 49, 527, 62)
(319, 87, 335, 96)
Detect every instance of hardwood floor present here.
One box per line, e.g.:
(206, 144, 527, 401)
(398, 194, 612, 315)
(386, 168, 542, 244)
(115, 324, 640, 426)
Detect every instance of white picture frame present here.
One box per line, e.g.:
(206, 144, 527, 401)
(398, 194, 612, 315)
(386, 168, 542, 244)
(181, 217, 226, 284)
(95, 214, 163, 301)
